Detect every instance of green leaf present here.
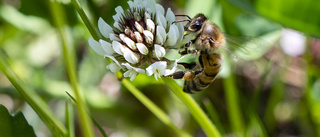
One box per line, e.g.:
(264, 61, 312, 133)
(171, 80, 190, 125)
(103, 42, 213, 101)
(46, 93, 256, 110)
(255, 0, 320, 36)
(0, 105, 36, 137)
(227, 0, 320, 37)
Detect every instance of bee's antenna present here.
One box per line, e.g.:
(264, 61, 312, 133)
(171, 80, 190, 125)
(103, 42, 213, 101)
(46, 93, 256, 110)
(173, 15, 192, 24)
(175, 15, 192, 20)
(173, 19, 191, 24)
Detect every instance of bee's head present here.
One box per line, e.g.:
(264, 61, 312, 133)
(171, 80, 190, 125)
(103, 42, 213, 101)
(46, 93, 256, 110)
(188, 13, 208, 32)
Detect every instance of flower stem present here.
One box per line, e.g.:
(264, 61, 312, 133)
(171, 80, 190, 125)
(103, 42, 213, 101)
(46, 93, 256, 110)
(121, 78, 191, 137)
(162, 78, 221, 137)
(0, 51, 67, 136)
(49, 1, 95, 137)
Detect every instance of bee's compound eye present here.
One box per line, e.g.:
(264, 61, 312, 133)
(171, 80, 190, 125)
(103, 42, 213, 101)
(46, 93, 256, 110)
(189, 20, 203, 31)
(191, 23, 202, 31)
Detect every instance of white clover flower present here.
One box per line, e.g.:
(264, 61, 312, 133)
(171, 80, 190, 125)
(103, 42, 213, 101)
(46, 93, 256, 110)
(146, 19, 155, 33)
(146, 56, 185, 81)
(122, 63, 145, 81)
(123, 47, 140, 64)
(164, 56, 185, 76)
(166, 24, 179, 46)
(88, 0, 186, 81)
(88, 38, 106, 56)
(146, 61, 167, 81)
(143, 30, 154, 44)
(154, 44, 165, 59)
(136, 43, 148, 55)
(107, 62, 122, 73)
(155, 26, 166, 45)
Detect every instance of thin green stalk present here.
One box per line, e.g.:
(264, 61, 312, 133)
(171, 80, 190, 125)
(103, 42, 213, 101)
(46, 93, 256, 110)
(223, 74, 244, 134)
(90, 115, 108, 137)
(246, 113, 267, 137)
(203, 99, 225, 134)
(71, 0, 100, 40)
(263, 77, 284, 131)
(0, 51, 67, 136)
(162, 78, 221, 137)
(49, 1, 95, 137)
(65, 101, 75, 137)
(121, 78, 191, 137)
(71, 0, 111, 65)
(65, 91, 108, 137)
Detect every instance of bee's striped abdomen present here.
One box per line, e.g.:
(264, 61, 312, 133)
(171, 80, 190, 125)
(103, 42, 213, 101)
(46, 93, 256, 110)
(183, 53, 221, 93)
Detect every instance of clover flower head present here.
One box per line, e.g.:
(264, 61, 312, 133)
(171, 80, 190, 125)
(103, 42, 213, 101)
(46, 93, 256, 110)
(88, 0, 186, 81)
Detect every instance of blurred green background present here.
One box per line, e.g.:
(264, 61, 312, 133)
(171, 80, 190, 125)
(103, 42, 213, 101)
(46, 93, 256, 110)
(0, 0, 320, 136)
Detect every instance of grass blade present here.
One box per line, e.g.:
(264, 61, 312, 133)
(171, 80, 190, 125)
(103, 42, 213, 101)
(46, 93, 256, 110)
(223, 74, 244, 134)
(66, 91, 108, 137)
(65, 101, 75, 137)
(203, 98, 225, 135)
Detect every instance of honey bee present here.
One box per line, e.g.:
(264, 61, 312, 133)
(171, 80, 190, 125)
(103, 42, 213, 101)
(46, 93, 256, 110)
(172, 13, 225, 93)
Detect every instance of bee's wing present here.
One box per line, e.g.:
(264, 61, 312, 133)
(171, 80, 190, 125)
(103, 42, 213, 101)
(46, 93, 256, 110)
(223, 33, 272, 61)
(224, 34, 262, 53)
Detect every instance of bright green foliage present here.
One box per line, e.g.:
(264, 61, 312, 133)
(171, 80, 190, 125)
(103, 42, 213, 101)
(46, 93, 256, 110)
(255, 0, 320, 37)
(0, 105, 36, 137)
(0, 0, 320, 136)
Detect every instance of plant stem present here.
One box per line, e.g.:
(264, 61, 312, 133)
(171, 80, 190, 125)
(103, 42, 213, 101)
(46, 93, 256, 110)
(223, 74, 244, 134)
(71, 0, 100, 40)
(121, 78, 191, 137)
(162, 78, 221, 137)
(65, 101, 75, 137)
(49, 1, 95, 137)
(203, 99, 225, 134)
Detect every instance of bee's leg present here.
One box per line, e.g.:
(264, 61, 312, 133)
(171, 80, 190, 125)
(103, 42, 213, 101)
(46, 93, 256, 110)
(171, 70, 195, 80)
(194, 68, 204, 75)
(174, 15, 192, 20)
(171, 71, 186, 79)
(208, 37, 221, 46)
(178, 62, 197, 69)
(172, 19, 191, 24)
(174, 15, 192, 30)
(179, 40, 198, 55)
(171, 68, 203, 80)
(179, 41, 192, 55)
(183, 71, 195, 81)
(179, 49, 198, 55)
